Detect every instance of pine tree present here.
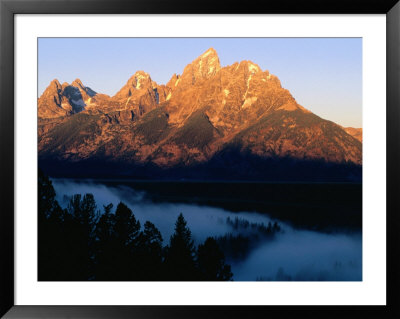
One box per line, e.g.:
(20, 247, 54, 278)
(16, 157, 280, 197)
(38, 169, 68, 280)
(197, 237, 233, 281)
(94, 203, 116, 280)
(111, 202, 141, 280)
(66, 193, 99, 280)
(113, 202, 141, 247)
(164, 213, 197, 280)
(136, 221, 164, 280)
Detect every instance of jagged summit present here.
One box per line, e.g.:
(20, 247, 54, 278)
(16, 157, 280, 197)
(134, 70, 150, 76)
(113, 71, 154, 100)
(108, 70, 172, 116)
(200, 47, 218, 58)
(242, 60, 262, 74)
(71, 78, 85, 88)
(44, 79, 63, 96)
(128, 70, 152, 83)
(166, 73, 180, 88)
(129, 71, 151, 81)
(49, 78, 61, 86)
(71, 79, 97, 98)
(38, 78, 99, 118)
(179, 48, 221, 85)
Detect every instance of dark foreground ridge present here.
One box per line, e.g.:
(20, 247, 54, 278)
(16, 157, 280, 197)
(39, 150, 362, 183)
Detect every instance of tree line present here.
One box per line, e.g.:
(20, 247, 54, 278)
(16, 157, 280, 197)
(38, 169, 233, 281)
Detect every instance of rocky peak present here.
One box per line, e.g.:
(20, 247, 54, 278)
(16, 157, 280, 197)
(233, 60, 263, 78)
(113, 71, 154, 100)
(200, 47, 219, 59)
(71, 78, 83, 86)
(49, 79, 62, 90)
(39, 80, 62, 100)
(166, 73, 181, 89)
(179, 48, 221, 85)
(130, 71, 152, 89)
(39, 79, 81, 118)
(242, 61, 262, 75)
(39, 79, 62, 102)
(71, 78, 97, 98)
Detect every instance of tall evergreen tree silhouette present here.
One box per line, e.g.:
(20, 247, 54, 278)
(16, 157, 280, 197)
(112, 202, 141, 280)
(136, 221, 164, 280)
(66, 193, 99, 280)
(94, 203, 116, 280)
(38, 168, 60, 218)
(38, 168, 68, 280)
(197, 237, 233, 281)
(164, 213, 198, 280)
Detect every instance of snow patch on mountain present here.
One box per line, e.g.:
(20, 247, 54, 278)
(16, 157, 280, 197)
(135, 73, 149, 89)
(248, 63, 261, 74)
(202, 48, 214, 58)
(72, 99, 85, 107)
(243, 74, 253, 99)
(242, 96, 257, 109)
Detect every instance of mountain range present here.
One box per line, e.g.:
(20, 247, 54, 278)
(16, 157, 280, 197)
(38, 48, 362, 181)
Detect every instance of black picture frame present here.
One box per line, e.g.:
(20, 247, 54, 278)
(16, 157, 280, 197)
(1, 0, 399, 318)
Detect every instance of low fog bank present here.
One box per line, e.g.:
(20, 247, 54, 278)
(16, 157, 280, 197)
(52, 179, 362, 281)
(232, 230, 361, 281)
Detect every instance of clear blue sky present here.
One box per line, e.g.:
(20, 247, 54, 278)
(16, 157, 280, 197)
(38, 38, 362, 128)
